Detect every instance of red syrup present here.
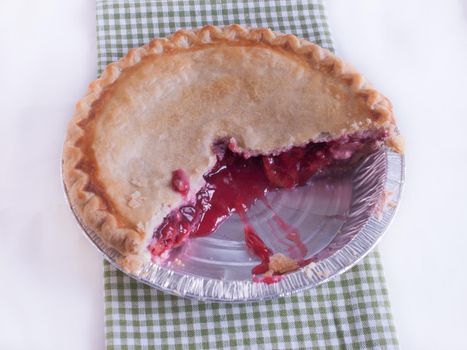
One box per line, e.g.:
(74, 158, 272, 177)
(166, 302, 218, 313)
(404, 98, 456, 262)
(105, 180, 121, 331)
(148, 131, 386, 279)
(237, 208, 272, 275)
(261, 199, 307, 260)
(252, 274, 283, 285)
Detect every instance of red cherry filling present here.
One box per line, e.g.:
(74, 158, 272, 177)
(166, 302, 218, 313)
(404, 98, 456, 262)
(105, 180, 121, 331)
(171, 169, 190, 197)
(149, 149, 270, 257)
(148, 130, 387, 279)
(262, 143, 331, 188)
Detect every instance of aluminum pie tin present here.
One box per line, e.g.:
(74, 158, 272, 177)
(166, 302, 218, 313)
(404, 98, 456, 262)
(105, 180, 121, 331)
(63, 147, 404, 302)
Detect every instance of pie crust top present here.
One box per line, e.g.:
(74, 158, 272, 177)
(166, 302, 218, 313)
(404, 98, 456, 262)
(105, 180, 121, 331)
(63, 25, 402, 272)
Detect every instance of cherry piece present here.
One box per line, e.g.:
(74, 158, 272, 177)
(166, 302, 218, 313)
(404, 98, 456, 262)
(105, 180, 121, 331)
(171, 169, 190, 197)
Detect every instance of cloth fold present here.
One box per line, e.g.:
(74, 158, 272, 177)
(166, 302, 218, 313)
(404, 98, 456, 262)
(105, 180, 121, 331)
(98, 1, 399, 348)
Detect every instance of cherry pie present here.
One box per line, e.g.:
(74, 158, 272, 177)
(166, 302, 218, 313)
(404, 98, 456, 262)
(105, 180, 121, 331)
(63, 25, 403, 276)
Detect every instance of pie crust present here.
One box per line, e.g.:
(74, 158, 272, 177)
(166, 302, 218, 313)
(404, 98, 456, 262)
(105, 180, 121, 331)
(62, 25, 403, 272)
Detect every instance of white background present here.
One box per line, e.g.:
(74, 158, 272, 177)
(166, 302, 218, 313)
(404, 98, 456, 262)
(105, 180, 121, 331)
(0, 0, 466, 349)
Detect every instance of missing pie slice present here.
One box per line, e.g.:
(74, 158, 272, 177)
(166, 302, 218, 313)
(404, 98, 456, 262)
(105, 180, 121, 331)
(63, 25, 403, 275)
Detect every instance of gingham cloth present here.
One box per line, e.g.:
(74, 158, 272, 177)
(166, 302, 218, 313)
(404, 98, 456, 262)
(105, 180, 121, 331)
(98, 1, 399, 348)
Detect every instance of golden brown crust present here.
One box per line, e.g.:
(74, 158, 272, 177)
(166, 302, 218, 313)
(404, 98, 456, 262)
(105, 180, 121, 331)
(62, 25, 400, 272)
(268, 253, 300, 275)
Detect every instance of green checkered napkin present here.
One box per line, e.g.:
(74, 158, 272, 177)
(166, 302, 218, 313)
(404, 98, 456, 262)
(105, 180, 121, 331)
(97, 1, 399, 348)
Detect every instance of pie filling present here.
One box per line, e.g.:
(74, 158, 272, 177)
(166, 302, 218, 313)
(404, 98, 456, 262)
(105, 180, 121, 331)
(147, 129, 388, 282)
